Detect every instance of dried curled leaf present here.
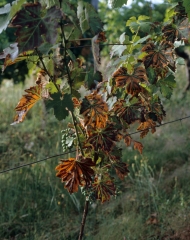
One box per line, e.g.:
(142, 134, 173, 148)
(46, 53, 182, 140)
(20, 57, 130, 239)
(80, 91, 108, 128)
(11, 82, 48, 125)
(113, 67, 147, 95)
(92, 174, 116, 203)
(134, 141, 143, 154)
(137, 119, 156, 138)
(123, 134, 132, 147)
(95, 31, 107, 43)
(55, 156, 95, 194)
(142, 41, 175, 72)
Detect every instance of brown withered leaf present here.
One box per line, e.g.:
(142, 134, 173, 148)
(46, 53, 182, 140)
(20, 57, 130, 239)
(11, 83, 47, 125)
(80, 91, 108, 128)
(113, 67, 147, 96)
(113, 99, 141, 124)
(146, 213, 159, 225)
(95, 31, 107, 43)
(113, 162, 129, 180)
(142, 41, 175, 72)
(87, 123, 119, 152)
(72, 97, 81, 108)
(137, 119, 156, 138)
(55, 156, 95, 194)
(92, 174, 116, 203)
(162, 24, 177, 43)
(91, 32, 106, 72)
(150, 100, 166, 124)
(124, 134, 132, 146)
(134, 141, 143, 154)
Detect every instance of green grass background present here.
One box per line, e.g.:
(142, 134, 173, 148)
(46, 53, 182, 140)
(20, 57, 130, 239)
(1, 64, 190, 240)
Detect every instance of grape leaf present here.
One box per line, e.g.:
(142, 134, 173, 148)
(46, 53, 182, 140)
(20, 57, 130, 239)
(113, 67, 147, 96)
(92, 174, 116, 202)
(11, 84, 45, 125)
(137, 119, 156, 138)
(80, 91, 108, 128)
(45, 92, 74, 121)
(157, 74, 176, 99)
(113, 99, 141, 125)
(55, 156, 95, 194)
(10, 2, 62, 53)
(123, 134, 132, 147)
(77, 1, 102, 34)
(142, 41, 175, 72)
(183, 0, 190, 21)
(87, 123, 119, 152)
(110, 0, 128, 8)
(113, 162, 129, 180)
(126, 16, 153, 34)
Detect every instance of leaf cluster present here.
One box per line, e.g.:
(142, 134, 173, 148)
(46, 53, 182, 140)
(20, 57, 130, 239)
(0, 0, 189, 204)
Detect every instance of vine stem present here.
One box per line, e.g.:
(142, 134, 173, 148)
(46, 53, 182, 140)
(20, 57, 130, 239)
(78, 199, 89, 240)
(35, 48, 60, 92)
(59, 9, 89, 239)
(70, 111, 84, 156)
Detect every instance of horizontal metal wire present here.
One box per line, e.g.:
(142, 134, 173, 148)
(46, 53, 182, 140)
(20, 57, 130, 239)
(0, 115, 190, 174)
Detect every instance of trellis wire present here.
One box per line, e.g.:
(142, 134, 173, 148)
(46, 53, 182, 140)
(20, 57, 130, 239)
(0, 115, 190, 174)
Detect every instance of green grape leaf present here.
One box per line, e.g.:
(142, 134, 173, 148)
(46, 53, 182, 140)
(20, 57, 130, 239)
(77, 1, 102, 34)
(110, 0, 128, 8)
(64, 24, 82, 43)
(146, 67, 157, 84)
(157, 74, 176, 99)
(45, 92, 74, 121)
(126, 16, 152, 34)
(45, 82, 58, 94)
(10, 2, 62, 53)
(183, 0, 190, 21)
(61, 1, 78, 26)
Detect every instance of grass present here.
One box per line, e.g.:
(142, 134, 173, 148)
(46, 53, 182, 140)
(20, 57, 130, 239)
(0, 64, 190, 240)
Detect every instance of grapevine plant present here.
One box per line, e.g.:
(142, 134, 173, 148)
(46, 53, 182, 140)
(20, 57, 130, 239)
(0, 0, 190, 239)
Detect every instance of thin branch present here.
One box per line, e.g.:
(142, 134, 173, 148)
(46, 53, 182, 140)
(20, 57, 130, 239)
(35, 48, 60, 92)
(60, 19, 84, 156)
(78, 199, 89, 240)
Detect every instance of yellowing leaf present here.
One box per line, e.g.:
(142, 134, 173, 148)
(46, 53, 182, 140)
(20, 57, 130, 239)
(11, 84, 45, 125)
(45, 82, 58, 94)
